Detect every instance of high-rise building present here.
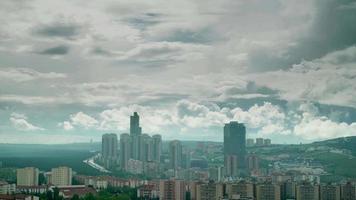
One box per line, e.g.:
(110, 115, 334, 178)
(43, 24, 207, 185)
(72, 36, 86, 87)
(296, 183, 319, 200)
(139, 134, 153, 162)
(169, 140, 183, 170)
(130, 112, 142, 160)
(120, 133, 131, 170)
(341, 182, 356, 200)
(225, 155, 238, 177)
(224, 121, 246, 176)
(130, 112, 142, 136)
(256, 182, 281, 200)
(51, 166, 72, 186)
(152, 134, 162, 163)
(282, 181, 296, 200)
(102, 133, 118, 168)
(247, 154, 259, 173)
(159, 180, 186, 200)
(16, 167, 39, 186)
(320, 184, 340, 200)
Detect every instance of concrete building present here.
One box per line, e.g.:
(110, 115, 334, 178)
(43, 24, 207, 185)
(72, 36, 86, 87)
(169, 140, 183, 170)
(50, 167, 72, 186)
(256, 183, 281, 200)
(130, 112, 142, 160)
(152, 134, 162, 163)
(226, 181, 254, 199)
(320, 184, 340, 200)
(224, 121, 246, 177)
(296, 183, 319, 200)
(127, 159, 143, 174)
(196, 181, 224, 200)
(246, 138, 254, 147)
(341, 182, 356, 200)
(282, 181, 296, 200)
(16, 167, 39, 186)
(101, 133, 118, 168)
(120, 133, 131, 170)
(0, 181, 16, 194)
(264, 139, 271, 146)
(139, 134, 153, 162)
(159, 180, 186, 200)
(225, 155, 238, 177)
(130, 112, 142, 136)
(256, 138, 264, 146)
(247, 154, 259, 174)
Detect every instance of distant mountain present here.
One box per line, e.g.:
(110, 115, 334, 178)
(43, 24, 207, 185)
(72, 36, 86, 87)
(312, 136, 356, 156)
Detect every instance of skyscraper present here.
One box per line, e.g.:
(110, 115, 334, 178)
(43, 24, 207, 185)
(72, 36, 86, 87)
(130, 112, 142, 160)
(16, 167, 39, 186)
(120, 133, 131, 170)
(341, 182, 356, 200)
(130, 112, 142, 136)
(169, 140, 183, 170)
(102, 133, 118, 168)
(152, 134, 162, 163)
(139, 134, 153, 162)
(224, 121, 246, 176)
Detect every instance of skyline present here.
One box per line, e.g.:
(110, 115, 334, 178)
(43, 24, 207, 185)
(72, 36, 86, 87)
(0, 0, 356, 144)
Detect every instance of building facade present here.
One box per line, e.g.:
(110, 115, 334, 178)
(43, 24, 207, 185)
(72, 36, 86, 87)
(16, 167, 39, 187)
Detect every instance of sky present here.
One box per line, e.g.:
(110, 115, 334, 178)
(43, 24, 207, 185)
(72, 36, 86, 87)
(0, 0, 356, 144)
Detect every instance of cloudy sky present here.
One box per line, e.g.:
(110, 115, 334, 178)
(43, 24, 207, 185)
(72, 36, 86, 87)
(0, 0, 356, 144)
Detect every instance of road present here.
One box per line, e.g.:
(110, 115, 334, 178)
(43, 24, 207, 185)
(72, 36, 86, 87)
(83, 154, 111, 173)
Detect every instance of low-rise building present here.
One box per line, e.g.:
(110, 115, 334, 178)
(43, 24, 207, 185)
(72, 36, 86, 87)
(0, 181, 15, 195)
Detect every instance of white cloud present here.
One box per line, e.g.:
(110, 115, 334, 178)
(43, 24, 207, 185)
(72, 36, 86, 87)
(57, 121, 74, 131)
(10, 113, 44, 131)
(249, 47, 356, 108)
(0, 68, 67, 82)
(294, 112, 356, 141)
(69, 112, 98, 129)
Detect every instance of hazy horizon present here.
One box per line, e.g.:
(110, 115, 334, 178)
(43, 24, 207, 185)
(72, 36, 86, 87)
(1, 0, 356, 144)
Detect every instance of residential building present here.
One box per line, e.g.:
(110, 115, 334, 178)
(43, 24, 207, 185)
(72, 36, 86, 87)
(16, 167, 39, 186)
(50, 167, 72, 186)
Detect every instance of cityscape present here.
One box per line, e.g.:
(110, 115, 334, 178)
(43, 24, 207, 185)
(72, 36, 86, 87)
(0, 112, 355, 200)
(1, 0, 356, 200)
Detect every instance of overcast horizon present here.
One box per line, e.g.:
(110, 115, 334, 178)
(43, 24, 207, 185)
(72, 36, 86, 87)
(1, 0, 356, 144)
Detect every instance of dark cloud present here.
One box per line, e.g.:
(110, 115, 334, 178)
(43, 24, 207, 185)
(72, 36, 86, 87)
(163, 28, 219, 44)
(249, 0, 356, 71)
(33, 22, 82, 39)
(89, 47, 115, 57)
(125, 13, 162, 30)
(38, 45, 70, 55)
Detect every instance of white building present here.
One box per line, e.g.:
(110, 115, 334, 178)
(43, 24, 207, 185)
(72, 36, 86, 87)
(0, 181, 16, 194)
(50, 166, 72, 186)
(16, 167, 39, 186)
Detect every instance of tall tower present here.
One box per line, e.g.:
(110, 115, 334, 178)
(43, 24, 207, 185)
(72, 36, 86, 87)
(120, 133, 131, 170)
(169, 140, 183, 170)
(224, 121, 246, 177)
(130, 112, 142, 160)
(102, 133, 118, 168)
(130, 112, 142, 136)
